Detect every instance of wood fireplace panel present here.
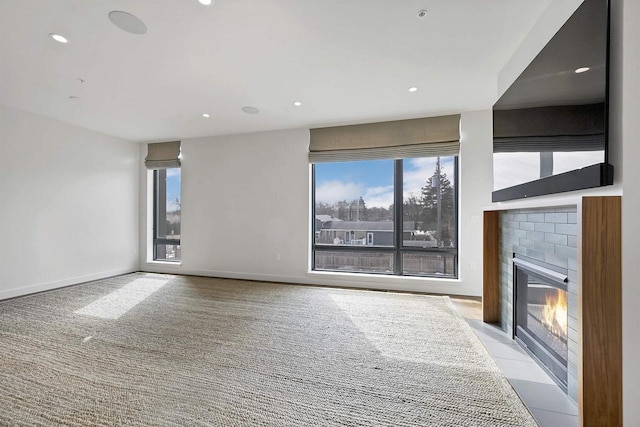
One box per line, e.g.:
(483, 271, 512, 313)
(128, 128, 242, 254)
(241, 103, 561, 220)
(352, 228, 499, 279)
(580, 196, 622, 427)
(483, 210, 500, 323)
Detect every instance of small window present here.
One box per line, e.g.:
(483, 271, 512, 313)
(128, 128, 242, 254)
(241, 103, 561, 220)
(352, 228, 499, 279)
(154, 168, 181, 261)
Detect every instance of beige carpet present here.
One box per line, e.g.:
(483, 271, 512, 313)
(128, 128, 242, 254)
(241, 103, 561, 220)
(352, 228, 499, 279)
(0, 273, 537, 426)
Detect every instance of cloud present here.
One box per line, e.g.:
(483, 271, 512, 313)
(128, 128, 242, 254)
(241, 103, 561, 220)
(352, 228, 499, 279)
(363, 185, 394, 209)
(315, 180, 394, 208)
(403, 158, 455, 198)
(166, 168, 181, 178)
(407, 157, 437, 169)
(315, 180, 364, 204)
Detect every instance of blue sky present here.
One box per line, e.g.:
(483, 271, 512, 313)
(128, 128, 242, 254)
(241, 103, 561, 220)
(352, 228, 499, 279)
(315, 157, 455, 208)
(316, 159, 394, 189)
(166, 168, 181, 211)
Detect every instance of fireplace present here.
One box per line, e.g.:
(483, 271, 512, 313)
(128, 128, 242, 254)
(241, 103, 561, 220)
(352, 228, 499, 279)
(484, 198, 622, 424)
(513, 255, 569, 391)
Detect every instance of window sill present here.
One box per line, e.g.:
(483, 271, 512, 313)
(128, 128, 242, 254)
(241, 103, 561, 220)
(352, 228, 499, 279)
(305, 270, 466, 295)
(145, 260, 182, 266)
(307, 269, 460, 283)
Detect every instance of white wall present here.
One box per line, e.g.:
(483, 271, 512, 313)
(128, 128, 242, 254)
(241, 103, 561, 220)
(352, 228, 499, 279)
(0, 105, 139, 299)
(458, 110, 494, 289)
(140, 111, 493, 296)
(619, 0, 640, 422)
(140, 128, 311, 283)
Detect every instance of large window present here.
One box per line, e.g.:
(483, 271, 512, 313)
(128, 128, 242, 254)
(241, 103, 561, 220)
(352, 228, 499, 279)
(154, 168, 181, 261)
(313, 156, 457, 277)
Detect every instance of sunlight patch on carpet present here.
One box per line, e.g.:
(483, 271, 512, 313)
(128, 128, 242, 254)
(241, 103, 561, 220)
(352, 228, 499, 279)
(75, 277, 168, 319)
(329, 292, 475, 366)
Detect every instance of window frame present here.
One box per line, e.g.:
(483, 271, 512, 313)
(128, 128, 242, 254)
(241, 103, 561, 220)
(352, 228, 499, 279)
(153, 169, 181, 262)
(311, 157, 459, 278)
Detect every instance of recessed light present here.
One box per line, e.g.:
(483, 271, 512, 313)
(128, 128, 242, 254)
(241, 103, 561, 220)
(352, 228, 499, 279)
(241, 106, 260, 114)
(293, 101, 302, 107)
(198, 0, 214, 5)
(408, 87, 418, 93)
(202, 113, 210, 118)
(575, 67, 590, 74)
(49, 33, 68, 44)
(108, 11, 148, 35)
(417, 10, 428, 19)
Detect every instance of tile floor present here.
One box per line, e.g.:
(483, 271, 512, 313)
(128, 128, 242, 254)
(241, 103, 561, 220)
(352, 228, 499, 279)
(451, 298, 578, 427)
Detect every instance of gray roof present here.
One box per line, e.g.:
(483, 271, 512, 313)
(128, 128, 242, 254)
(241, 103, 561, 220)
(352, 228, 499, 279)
(322, 221, 416, 231)
(315, 214, 340, 223)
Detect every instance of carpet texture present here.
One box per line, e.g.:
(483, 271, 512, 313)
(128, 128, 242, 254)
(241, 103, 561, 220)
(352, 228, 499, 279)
(0, 273, 537, 426)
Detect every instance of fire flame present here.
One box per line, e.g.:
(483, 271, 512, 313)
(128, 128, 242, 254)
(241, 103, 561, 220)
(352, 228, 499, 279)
(542, 289, 568, 337)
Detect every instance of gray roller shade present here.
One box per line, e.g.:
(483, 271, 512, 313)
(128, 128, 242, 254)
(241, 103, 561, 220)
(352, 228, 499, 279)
(145, 141, 181, 169)
(309, 115, 460, 163)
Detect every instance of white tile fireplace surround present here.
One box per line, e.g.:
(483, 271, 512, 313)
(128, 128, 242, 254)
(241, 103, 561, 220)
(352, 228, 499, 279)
(499, 205, 578, 401)
(482, 196, 622, 427)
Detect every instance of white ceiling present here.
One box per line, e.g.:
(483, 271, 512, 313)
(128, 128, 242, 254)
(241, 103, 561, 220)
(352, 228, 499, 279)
(0, 0, 553, 142)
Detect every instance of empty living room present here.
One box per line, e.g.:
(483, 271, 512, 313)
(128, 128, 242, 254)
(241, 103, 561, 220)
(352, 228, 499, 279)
(1, 0, 638, 426)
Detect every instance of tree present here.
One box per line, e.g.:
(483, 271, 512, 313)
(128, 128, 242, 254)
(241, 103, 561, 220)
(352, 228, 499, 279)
(314, 198, 392, 222)
(419, 159, 455, 244)
(315, 202, 334, 216)
(403, 194, 421, 223)
(367, 206, 391, 221)
(166, 197, 181, 236)
(357, 197, 367, 221)
(335, 200, 349, 220)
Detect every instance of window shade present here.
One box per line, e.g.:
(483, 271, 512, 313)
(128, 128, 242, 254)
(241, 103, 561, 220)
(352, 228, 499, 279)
(145, 141, 181, 169)
(308, 115, 460, 163)
(493, 135, 605, 153)
(493, 104, 605, 153)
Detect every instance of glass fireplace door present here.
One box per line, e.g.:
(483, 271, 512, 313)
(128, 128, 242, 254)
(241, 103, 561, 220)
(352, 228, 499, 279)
(513, 256, 569, 391)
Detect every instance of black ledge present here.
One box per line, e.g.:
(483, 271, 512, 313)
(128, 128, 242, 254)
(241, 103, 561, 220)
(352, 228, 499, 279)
(492, 162, 614, 202)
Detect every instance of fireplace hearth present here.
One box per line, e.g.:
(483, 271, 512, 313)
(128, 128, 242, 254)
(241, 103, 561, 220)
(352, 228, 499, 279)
(513, 255, 569, 391)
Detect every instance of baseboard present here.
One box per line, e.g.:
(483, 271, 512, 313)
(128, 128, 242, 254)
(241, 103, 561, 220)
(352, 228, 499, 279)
(1, 263, 480, 301)
(306, 272, 479, 296)
(0, 266, 139, 301)
(140, 264, 305, 286)
(139, 263, 482, 297)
